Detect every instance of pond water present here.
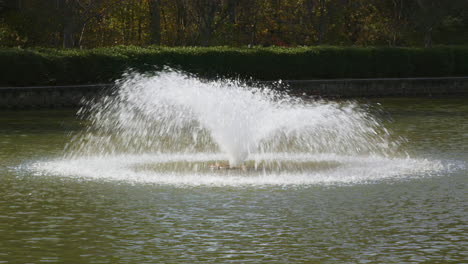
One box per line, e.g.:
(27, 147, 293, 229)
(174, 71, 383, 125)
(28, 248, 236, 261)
(0, 97, 467, 263)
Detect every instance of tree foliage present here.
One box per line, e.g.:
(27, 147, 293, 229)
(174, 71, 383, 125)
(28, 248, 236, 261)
(0, 0, 467, 48)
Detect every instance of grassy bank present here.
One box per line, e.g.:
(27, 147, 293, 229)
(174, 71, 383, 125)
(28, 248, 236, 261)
(1, 46, 467, 86)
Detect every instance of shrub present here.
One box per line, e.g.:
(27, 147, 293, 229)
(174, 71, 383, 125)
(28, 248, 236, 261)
(0, 45, 467, 86)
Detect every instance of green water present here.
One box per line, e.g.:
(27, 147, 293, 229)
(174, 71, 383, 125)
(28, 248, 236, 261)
(0, 98, 467, 263)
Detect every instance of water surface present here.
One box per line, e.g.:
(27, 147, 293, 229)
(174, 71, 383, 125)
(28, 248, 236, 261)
(0, 98, 467, 263)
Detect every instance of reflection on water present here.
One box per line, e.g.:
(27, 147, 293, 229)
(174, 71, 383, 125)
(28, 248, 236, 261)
(0, 98, 467, 263)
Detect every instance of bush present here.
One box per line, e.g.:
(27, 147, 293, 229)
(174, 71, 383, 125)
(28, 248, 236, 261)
(0, 45, 467, 86)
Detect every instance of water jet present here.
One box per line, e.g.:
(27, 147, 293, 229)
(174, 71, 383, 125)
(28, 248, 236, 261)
(32, 69, 445, 186)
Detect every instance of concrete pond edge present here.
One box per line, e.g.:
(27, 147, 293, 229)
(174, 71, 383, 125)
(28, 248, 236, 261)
(1, 77, 467, 109)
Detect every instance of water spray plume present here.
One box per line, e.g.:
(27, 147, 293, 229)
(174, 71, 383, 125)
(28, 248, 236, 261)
(31, 69, 445, 186)
(70, 69, 396, 165)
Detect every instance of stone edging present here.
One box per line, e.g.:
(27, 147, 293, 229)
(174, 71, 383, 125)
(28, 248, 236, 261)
(1, 77, 467, 108)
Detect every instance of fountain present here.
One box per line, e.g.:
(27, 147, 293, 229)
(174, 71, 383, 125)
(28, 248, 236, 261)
(32, 69, 442, 186)
(6, 70, 464, 264)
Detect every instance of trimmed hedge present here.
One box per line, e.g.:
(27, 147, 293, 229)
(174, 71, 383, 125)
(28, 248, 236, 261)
(0, 46, 467, 86)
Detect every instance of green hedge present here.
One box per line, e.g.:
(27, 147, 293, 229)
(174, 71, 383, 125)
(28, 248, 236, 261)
(0, 46, 467, 86)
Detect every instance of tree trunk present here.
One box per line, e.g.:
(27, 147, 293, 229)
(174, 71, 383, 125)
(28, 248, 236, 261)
(196, 0, 218, 46)
(226, 0, 236, 24)
(149, 0, 161, 45)
(78, 22, 87, 48)
(305, 0, 314, 25)
(175, 0, 186, 45)
(424, 26, 432, 47)
(274, 0, 281, 39)
(63, 0, 75, 48)
(391, 0, 403, 46)
(138, 0, 143, 44)
(318, 0, 326, 45)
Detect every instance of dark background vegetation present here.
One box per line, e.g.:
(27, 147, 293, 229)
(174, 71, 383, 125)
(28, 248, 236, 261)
(1, 0, 467, 48)
(1, 46, 467, 86)
(0, 0, 467, 86)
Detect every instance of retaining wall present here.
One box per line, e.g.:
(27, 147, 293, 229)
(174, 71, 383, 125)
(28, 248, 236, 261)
(0, 84, 111, 109)
(284, 77, 468, 97)
(1, 77, 467, 108)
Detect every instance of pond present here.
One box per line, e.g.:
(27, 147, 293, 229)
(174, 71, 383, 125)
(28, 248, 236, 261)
(0, 97, 466, 263)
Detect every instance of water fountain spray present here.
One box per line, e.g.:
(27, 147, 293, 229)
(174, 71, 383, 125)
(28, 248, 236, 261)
(69, 69, 395, 167)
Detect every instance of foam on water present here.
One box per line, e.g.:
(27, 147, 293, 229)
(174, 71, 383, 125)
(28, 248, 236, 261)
(28, 69, 449, 186)
(30, 153, 446, 187)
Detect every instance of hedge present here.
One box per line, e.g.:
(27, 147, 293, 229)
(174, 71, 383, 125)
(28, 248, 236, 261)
(0, 45, 467, 86)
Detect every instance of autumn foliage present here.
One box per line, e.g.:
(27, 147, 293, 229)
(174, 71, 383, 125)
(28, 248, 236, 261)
(0, 0, 467, 48)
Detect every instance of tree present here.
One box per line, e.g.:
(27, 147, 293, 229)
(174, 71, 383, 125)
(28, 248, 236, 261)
(1, 0, 467, 47)
(149, 0, 161, 44)
(193, 0, 221, 46)
(414, 0, 466, 47)
(62, 0, 76, 48)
